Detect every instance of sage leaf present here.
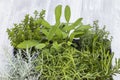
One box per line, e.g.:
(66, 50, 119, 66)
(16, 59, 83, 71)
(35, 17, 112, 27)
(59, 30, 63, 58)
(63, 18, 83, 32)
(35, 43, 46, 49)
(55, 5, 62, 24)
(76, 25, 91, 31)
(48, 25, 57, 41)
(70, 31, 84, 41)
(65, 5, 71, 23)
(17, 40, 39, 49)
(55, 28, 63, 39)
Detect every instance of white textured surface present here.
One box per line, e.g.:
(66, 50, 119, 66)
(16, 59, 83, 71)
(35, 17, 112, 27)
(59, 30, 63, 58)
(0, 0, 120, 79)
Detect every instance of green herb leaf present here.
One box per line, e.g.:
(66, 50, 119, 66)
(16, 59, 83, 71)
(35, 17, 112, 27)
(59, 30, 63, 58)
(36, 19, 50, 28)
(35, 43, 46, 49)
(55, 28, 63, 39)
(62, 32, 68, 39)
(63, 18, 83, 32)
(48, 25, 57, 41)
(55, 5, 62, 24)
(42, 29, 49, 37)
(70, 31, 84, 41)
(76, 25, 91, 31)
(41, 19, 51, 28)
(65, 5, 71, 23)
(67, 41, 72, 46)
(52, 41, 61, 50)
(17, 40, 39, 49)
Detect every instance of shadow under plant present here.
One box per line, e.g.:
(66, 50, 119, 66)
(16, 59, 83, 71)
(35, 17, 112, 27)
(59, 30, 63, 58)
(6, 5, 120, 80)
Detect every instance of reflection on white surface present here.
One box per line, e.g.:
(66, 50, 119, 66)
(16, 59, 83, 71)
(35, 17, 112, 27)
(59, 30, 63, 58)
(0, 0, 120, 79)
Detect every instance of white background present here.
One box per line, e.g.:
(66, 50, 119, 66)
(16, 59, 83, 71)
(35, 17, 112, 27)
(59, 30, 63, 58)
(0, 0, 120, 79)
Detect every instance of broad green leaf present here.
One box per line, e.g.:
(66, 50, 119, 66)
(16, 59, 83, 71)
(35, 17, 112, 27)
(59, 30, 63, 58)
(63, 18, 83, 32)
(47, 22, 60, 41)
(55, 28, 63, 39)
(17, 40, 39, 49)
(35, 43, 46, 49)
(76, 25, 91, 31)
(62, 32, 68, 39)
(65, 5, 71, 23)
(55, 5, 62, 24)
(70, 31, 84, 41)
(62, 25, 69, 32)
(48, 25, 57, 41)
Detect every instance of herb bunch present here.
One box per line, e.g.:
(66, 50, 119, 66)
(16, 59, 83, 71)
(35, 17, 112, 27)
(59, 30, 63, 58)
(7, 5, 120, 80)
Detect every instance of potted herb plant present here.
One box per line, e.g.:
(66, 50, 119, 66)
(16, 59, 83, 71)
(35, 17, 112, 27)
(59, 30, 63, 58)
(7, 5, 120, 80)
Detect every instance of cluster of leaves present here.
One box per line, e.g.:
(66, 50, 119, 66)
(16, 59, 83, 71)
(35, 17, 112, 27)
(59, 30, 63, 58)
(7, 5, 91, 49)
(7, 5, 120, 80)
(7, 10, 46, 47)
(35, 43, 113, 80)
(35, 21, 120, 80)
(4, 49, 40, 80)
